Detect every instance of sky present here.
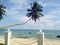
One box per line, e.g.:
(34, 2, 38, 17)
(0, 0, 60, 30)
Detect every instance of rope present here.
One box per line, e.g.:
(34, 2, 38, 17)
(12, 39, 28, 45)
(27, 40, 37, 45)
(0, 18, 31, 28)
(13, 38, 37, 42)
(0, 35, 4, 39)
(45, 38, 58, 45)
(12, 38, 37, 45)
(0, 35, 4, 43)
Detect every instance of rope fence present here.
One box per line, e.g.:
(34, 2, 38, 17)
(0, 29, 60, 45)
(0, 35, 5, 44)
(12, 37, 37, 42)
(0, 35, 4, 41)
(12, 38, 37, 45)
(4, 29, 44, 45)
(44, 38, 60, 45)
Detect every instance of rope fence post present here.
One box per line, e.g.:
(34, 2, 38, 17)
(37, 29, 44, 45)
(5, 29, 12, 45)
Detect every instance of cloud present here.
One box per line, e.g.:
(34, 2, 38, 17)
(9, 0, 30, 10)
(9, 0, 28, 4)
(49, 8, 60, 15)
(40, 15, 55, 26)
(39, 2, 60, 7)
(40, 6, 60, 29)
(3, 0, 60, 29)
(6, 9, 58, 29)
(6, 9, 19, 16)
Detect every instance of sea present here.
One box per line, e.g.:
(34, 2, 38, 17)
(0, 28, 60, 40)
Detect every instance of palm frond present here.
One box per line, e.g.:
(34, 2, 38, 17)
(0, 4, 6, 20)
(26, 2, 43, 22)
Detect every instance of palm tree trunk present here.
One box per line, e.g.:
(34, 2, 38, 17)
(0, 18, 31, 28)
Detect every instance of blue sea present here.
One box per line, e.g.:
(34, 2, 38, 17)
(0, 28, 60, 39)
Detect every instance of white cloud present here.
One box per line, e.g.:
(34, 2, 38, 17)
(40, 8, 60, 29)
(9, 0, 28, 4)
(6, 6, 60, 29)
(6, 9, 20, 16)
(40, 15, 56, 22)
(4, 0, 60, 29)
(40, 16, 53, 26)
(54, 20, 60, 25)
(9, 0, 30, 11)
(34, 1, 60, 29)
(42, 2, 60, 7)
(49, 10, 60, 15)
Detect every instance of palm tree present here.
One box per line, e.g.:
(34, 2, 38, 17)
(26, 2, 43, 22)
(0, 0, 6, 20)
(0, 2, 43, 28)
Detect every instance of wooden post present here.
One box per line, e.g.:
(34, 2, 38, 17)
(37, 29, 44, 45)
(5, 29, 12, 45)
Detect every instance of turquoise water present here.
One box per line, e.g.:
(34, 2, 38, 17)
(0, 28, 60, 39)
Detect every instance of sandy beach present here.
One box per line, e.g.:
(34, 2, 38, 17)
(0, 37, 60, 45)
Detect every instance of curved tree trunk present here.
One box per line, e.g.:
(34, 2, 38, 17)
(0, 18, 31, 28)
